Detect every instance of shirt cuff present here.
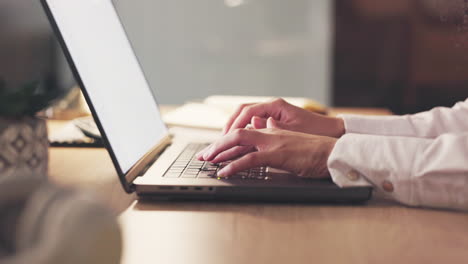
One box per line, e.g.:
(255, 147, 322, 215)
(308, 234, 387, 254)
(327, 133, 416, 203)
(327, 134, 373, 188)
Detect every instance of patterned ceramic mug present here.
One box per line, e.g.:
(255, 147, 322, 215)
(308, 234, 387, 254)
(0, 117, 48, 183)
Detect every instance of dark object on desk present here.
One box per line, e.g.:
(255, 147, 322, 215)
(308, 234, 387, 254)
(49, 137, 104, 148)
(0, 177, 122, 264)
(48, 118, 104, 148)
(0, 76, 65, 117)
(73, 116, 102, 140)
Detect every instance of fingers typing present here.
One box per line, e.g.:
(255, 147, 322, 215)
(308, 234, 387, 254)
(217, 151, 271, 177)
(227, 100, 283, 134)
(201, 129, 262, 161)
(211, 145, 255, 164)
(223, 103, 254, 135)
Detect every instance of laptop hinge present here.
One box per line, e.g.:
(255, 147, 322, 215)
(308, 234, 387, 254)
(125, 135, 172, 187)
(127, 141, 171, 193)
(137, 143, 171, 178)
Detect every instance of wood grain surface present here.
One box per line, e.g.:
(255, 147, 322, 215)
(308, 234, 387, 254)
(48, 107, 468, 264)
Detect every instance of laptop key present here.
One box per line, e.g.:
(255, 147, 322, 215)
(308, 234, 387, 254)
(201, 163, 218, 171)
(171, 165, 187, 169)
(164, 143, 267, 180)
(198, 171, 213, 178)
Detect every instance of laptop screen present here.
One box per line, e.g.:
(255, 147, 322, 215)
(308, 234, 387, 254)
(45, 0, 168, 174)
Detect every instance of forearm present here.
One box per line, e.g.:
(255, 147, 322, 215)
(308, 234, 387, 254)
(339, 99, 468, 138)
(328, 132, 468, 211)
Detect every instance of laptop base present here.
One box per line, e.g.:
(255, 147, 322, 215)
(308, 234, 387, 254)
(135, 184, 373, 204)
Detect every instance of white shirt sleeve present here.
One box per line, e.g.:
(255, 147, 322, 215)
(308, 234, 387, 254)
(339, 98, 468, 138)
(328, 132, 468, 211)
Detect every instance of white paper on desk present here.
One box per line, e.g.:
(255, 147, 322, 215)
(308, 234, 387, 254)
(48, 122, 88, 142)
(163, 103, 231, 130)
(163, 96, 325, 130)
(204, 95, 311, 113)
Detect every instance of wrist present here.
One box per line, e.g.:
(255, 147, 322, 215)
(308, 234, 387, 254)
(324, 117, 345, 138)
(320, 137, 337, 179)
(335, 117, 345, 137)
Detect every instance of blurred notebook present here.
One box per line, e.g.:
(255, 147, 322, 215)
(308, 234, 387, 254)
(163, 95, 327, 130)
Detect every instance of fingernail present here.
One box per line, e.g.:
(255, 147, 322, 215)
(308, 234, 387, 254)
(203, 152, 212, 161)
(266, 117, 276, 128)
(217, 167, 229, 176)
(251, 116, 258, 124)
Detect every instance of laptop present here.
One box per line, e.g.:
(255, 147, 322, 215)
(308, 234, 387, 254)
(41, 0, 372, 203)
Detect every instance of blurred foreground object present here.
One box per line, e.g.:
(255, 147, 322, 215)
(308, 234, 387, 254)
(0, 178, 122, 264)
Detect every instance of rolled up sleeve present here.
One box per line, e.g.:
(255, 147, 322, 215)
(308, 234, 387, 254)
(328, 133, 468, 211)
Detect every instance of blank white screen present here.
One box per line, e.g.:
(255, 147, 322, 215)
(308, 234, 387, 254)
(47, 0, 168, 173)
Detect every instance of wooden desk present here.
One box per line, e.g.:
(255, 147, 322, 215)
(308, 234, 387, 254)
(48, 108, 468, 264)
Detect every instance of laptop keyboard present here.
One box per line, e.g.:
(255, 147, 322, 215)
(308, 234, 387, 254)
(163, 143, 268, 180)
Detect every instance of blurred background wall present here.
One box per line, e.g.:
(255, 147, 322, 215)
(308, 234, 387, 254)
(1, 0, 468, 113)
(0, 0, 332, 105)
(334, 0, 468, 113)
(112, 0, 332, 105)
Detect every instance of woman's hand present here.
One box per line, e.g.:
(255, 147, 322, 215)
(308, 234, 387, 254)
(223, 98, 345, 138)
(197, 118, 337, 179)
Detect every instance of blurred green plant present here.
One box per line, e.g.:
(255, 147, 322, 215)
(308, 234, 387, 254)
(0, 76, 65, 117)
